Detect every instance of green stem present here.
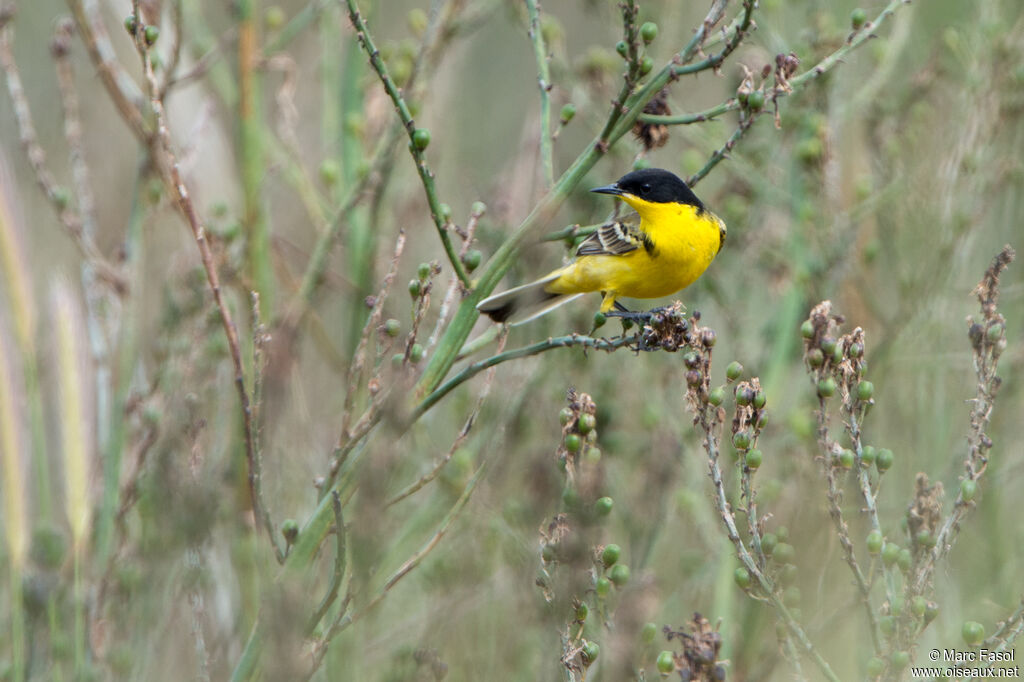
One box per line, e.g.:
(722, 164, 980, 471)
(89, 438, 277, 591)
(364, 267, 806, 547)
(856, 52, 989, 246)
(639, 98, 737, 126)
(94, 162, 146, 565)
(238, 0, 274, 316)
(414, 333, 638, 421)
(526, 0, 554, 187)
(345, 0, 472, 286)
(8, 563, 24, 682)
(73, 551, 85, 677)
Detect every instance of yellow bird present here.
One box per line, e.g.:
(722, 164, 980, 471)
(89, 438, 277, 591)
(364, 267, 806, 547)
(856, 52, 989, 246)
(477, 168, 726, 324)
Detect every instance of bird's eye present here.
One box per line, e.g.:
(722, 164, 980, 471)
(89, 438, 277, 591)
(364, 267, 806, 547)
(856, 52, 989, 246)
(641, 183, 651, 193)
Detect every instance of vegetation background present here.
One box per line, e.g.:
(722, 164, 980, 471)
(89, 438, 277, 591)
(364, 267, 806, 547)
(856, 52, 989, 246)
(0, 0, 1021, 680)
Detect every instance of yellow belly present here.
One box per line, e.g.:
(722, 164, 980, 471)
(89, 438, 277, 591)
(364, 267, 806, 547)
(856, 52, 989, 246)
(546, 204, 723, 303)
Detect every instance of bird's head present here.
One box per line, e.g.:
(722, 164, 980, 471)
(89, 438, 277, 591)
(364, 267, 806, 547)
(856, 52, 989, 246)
(590, 168, 704, 216)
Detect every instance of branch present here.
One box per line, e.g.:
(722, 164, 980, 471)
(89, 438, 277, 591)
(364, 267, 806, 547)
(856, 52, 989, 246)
(413, 332, 639, 422)
(129, 8, 272, 559)
(345, 0, 472, 286)
(526, 0, 554, 187)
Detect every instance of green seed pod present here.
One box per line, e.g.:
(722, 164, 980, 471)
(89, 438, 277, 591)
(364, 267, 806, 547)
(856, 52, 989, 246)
(471, 200, 487, 216)
(616, 40, 628, 58)
(639, 57, 654, 76)
(876, 448, 894, 473)
(800, 319, 815, 338)
(915, 530, 935, 548)
(409, 344, 425, 363)
(708, 386, 726, 406)
(779, 562, 798, 586)
(602, 543, 621, 568)
(777, 526, 789, 542)
(866, 530, 883, 555)
(541, 543, 557, 562)
(866, 656, 885, 677)
(562, 486, 580, 508)
(565, 433, 582, 453)
(144, 24, 160, 46)
(746, 90, 765, 112)
(585, 446, 601, 463)
(412, 128, 431, 150)
(783, 586, 801, 607)
(732, 431, 751, 450)
(595, 576, 611, 597)
(593, 311, 607, 329)
(595, 496, 614, 516)
(576, 601, 589, 621)
(408, 279, 422, 298)
(610, 564, 630, 586)
(440, 203, 452, 221)
(881, 542, 900, 566)
(726, 361, 743, 381)
(581, 641, 600, 665)
(462, 249, 483, 272)
(383, 319, 401, 337)
(407, 7, 428, 35)
(752, 391, 767, 409)
(961, 478, 978, 501)
(640, 21, 658, 44)
(124, 14, 139, 35)
(53, 187, 71, 209)
(817, 377, 837, 398)
(736, 387, 754, 406)
(848, 342, 864, 358)
(838, 449, 855, 469)
(281, 519, 299, 544)
(857, 381, 874, 401)
(773, 542, 795, 564)
(560, 103, 577, 123)
(987, 322, 1004, 343)
(925, 601, 939, 624)
(850, 8, 867, 29)
(878, 615, 895, 636)
(832, 344, 846, 364)
(315, 156, 339, 183)
(897, 548, 912, 572)
(265, 6, 286, 30)
(962, 621, 985, 646)
(890, 651, 909, 669)
(861, 445, 876, 466)
(559, 407, 574, 426)
(820, 336, 837, 355)
(417, 262, 432, 280)
(578, 413, 597, 434)
(391, 353, 404, 368)
(745, 449, 763, 470)
(641, 622, 658, 644)
(890, 595, 905, 617)
(760, 532, 777, 555)
(807, 348, 825, 368)
(657, 650, 675, 674)
(911, 596, 928, 618)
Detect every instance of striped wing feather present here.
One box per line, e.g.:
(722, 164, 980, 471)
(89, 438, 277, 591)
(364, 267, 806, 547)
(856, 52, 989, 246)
(575, 214, 646, 257)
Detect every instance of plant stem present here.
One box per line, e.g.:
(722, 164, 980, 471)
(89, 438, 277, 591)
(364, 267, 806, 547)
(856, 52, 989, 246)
(346, 0, 472, 287)
(238, 0, 274, 316)
(526, 0, 554, 187)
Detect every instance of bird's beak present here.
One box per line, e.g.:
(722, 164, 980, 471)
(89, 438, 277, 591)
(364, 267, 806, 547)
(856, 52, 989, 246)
(590, 183, 624, 196)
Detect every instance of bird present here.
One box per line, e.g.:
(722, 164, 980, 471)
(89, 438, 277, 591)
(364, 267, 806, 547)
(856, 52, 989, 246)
(476, 168, 726, 325)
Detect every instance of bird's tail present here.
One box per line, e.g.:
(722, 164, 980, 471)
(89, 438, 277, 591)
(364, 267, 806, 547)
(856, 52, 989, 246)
(476, 272, 582, 325)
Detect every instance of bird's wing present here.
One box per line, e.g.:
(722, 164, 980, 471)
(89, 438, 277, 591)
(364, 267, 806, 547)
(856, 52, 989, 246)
(575, 212, 651, 257)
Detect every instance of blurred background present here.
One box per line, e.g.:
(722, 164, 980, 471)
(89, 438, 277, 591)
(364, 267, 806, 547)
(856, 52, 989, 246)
(0, 0, 1021, 680)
